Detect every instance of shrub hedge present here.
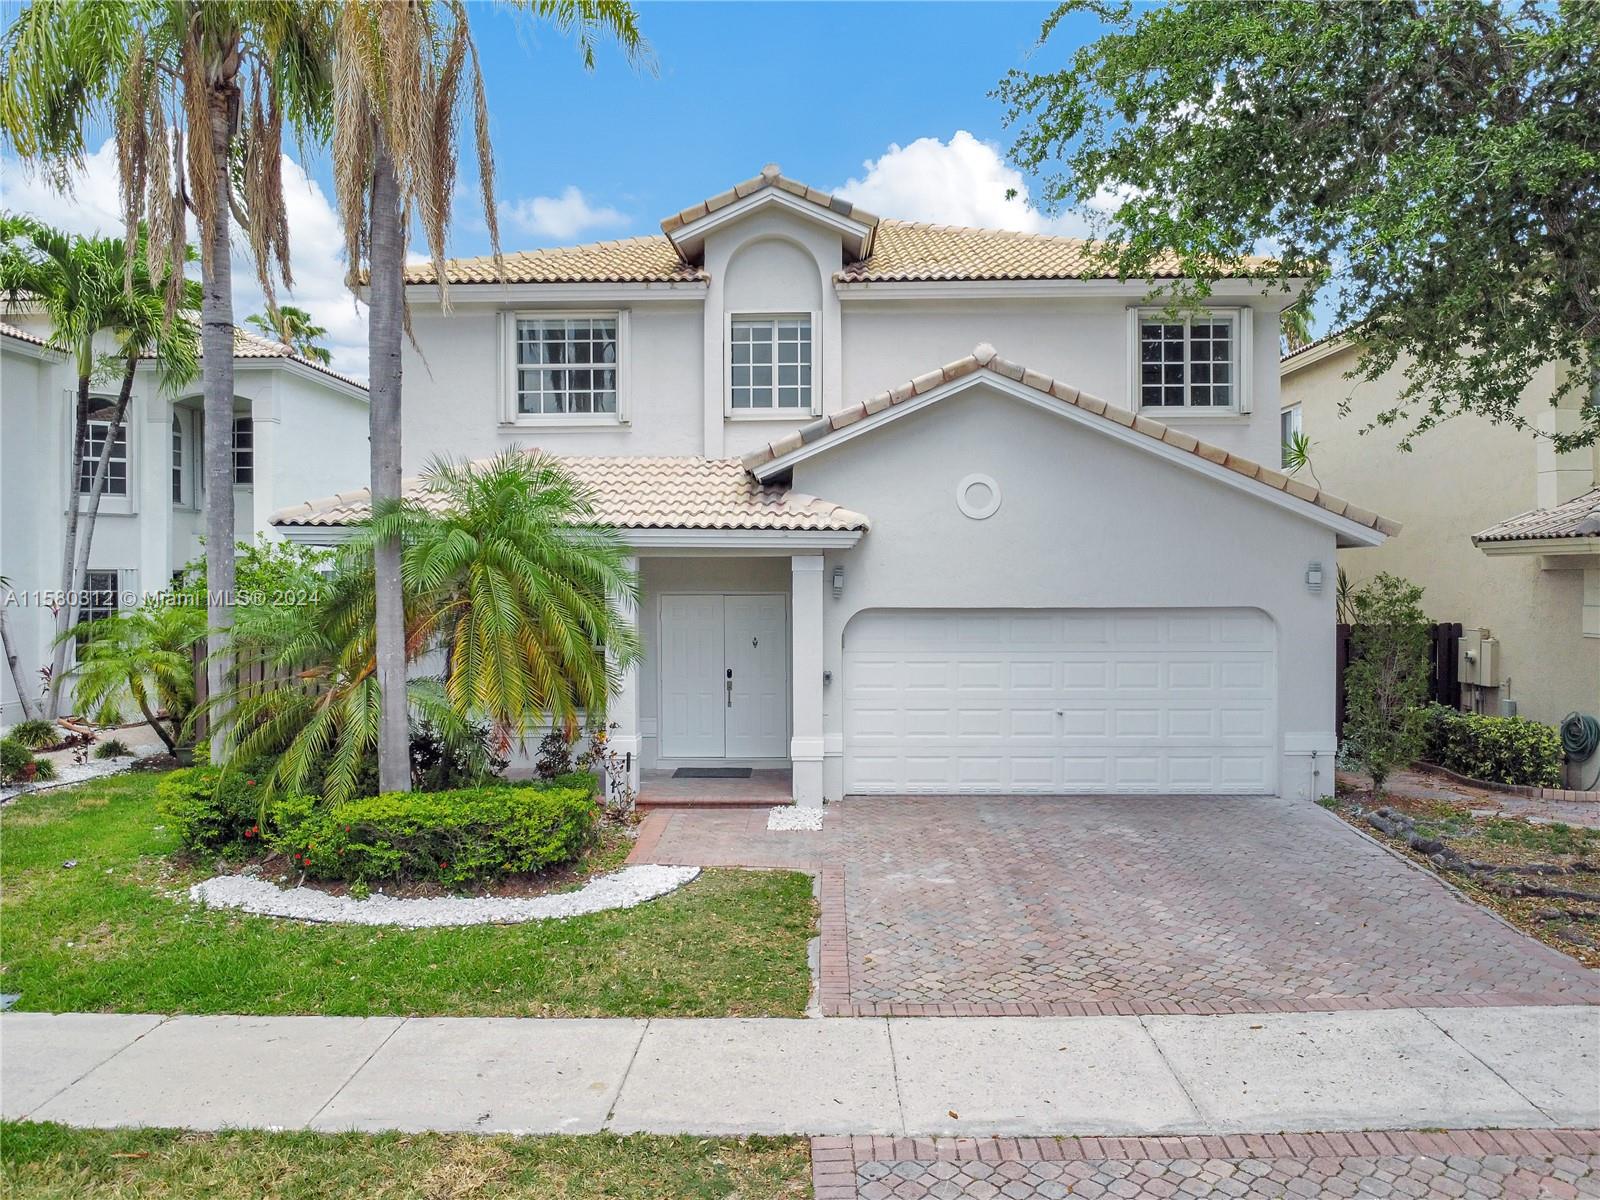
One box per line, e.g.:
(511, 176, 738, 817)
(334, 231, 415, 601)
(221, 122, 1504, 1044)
(1, 737, 55, 784)
(1418, 703, 1563, 788)
(156, 765, 275, 853)
(276, 782, 599, 888)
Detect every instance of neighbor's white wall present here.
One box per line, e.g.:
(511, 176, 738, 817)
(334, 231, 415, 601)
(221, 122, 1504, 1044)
(1282, 348, 1600, 727)
(1, 341, 60, 721)
(264, 370, 370, 522)
(792, 382, 1341, 802)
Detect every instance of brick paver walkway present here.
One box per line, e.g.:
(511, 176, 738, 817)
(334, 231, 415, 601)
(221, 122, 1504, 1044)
(811, 1131, 1600, 1200)
(632, 795, 1600, 1015)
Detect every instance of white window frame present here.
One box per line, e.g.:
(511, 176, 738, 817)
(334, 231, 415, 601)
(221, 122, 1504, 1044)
(73, 567, 135, 657)
(725, 311, 821, 420)
(499, 309, 629, 427)
(1280, 404, 1302, 468)
(232, 416, 254, 486)
(79, 414, 129, 498)
(171, 411, 185, 506)
(1128, 306, 1252, 415)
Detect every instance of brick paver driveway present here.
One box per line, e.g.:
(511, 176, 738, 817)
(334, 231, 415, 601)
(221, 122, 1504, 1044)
(634, 795, 1600, 1016)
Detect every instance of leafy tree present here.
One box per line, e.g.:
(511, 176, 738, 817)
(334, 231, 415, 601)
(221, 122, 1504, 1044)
(0, 215, 198, 718)
(328, 0, 645, 792)
(62, 600, 203, 754)
(245, 303, 331, 364)
(221, 453, 640, 804)
(1000, 1, 1600, 449)
(2, 0, 334, 756)
(1342, 573, 1431, 790)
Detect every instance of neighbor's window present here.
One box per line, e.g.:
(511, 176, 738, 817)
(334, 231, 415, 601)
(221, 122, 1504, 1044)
(515, 316, 618, 416)
(1140, 312, 1237, 408)
(76, 569, 121, 651)
(171, 413, 184, 504)
(731, 315, 812, 411)
(232, 416, 254, 485)
(78, 418, 127, 496)
(1280, 405, 1302, 468)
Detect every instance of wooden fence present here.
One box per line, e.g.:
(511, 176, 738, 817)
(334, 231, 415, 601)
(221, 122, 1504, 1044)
(189, 641, 314, 743)
(1335, 621, 1463, 738)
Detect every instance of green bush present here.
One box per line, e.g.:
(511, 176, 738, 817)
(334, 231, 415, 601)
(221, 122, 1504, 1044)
(278, 783, 599, 889)
(1, 737, 37, 784)
(94, 738, 133, 759)
(1419, 704, 1563, 788)
(8, 719, 60, 750)
(156, 764, 276, 853)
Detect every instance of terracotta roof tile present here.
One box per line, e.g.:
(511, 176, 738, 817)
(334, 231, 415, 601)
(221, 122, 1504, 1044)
(838, 220, 1275, 283)
(0, 320, 49, 347)
(741, 343, 1399, 538)
(1474, 488, 1600, 543)
(660, 163, 879, 237)
(272, 455, 869, 533)
(138, 326, 368, 392)
(402, 235, 706, 286)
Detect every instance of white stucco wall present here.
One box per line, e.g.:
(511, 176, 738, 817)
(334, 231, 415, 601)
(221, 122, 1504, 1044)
(1282, 348, 1599, 727)
(790, 382, 1343, 802)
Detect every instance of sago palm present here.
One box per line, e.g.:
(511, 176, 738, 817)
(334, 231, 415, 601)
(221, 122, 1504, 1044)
(63, 602, 203, 753)
(330, 0, 646, 792)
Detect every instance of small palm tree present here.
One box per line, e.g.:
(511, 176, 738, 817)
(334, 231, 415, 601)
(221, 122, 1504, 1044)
(224, 453, 639, 803)
(63, 602, 203, 753)
(1281, 301, 1315, 354)
(245, 304, 331, 364)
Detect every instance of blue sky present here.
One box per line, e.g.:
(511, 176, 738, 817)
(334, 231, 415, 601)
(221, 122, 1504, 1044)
(0, 1, 1134, 376)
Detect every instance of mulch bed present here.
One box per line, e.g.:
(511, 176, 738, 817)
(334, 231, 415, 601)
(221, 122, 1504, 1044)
(1327, 786, 1600, 967)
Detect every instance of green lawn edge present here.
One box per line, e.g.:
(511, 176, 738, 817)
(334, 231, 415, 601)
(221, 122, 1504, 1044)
(0, 773, 815, 1018)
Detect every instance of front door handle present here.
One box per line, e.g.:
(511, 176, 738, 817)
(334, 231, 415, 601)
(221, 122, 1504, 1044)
(726, 668, 733, 707)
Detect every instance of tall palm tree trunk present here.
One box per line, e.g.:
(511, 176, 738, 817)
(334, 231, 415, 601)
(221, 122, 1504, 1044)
(46, 369, 93, 717)
(69, 357, 138, 636)
(1, 598, 41, 721)
(369, 128, 409, 792)
(202, 92, 238, 761)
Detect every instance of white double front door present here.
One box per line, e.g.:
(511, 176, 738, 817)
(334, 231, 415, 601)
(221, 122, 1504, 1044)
(659, 594, 789, 760)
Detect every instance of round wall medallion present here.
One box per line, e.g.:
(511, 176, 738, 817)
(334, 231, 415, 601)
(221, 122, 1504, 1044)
(956, 473, 1002, 520)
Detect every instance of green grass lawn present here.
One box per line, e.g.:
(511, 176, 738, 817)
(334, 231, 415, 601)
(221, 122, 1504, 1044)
(0, 773, 815, 1017)
(0, 1123, 812, 1199)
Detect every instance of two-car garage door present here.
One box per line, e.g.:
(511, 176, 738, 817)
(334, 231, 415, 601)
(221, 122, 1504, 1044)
(843, 609, 1276, 795)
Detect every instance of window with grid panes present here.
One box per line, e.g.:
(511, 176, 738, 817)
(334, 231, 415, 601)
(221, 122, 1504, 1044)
(232, 417, 254, 484)
(79, 419, 127, 495)
(730, 316, 811, 410)
(515, 316, 618, 415)
(76, 569, 121, 651)
(1139, 313, 1236, 409)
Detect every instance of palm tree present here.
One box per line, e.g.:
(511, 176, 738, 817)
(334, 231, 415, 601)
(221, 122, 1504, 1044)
(1, 0, 333, 757)
(63, 601, 202, 754)
(1281, 300, 1315, 354)
(0, 215, 198, 718)
(0, 573, 38, 721)
(328, 0, 645, 792)
(245, 303, 331, 364)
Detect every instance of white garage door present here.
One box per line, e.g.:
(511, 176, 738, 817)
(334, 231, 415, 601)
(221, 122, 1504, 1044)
(843, 609, 1276, 795)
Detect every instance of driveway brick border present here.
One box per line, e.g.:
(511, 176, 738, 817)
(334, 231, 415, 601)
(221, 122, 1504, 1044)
(810, 1129, 1600, 1200)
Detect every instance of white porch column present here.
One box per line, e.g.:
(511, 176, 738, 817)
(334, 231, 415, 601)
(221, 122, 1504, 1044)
(610, 555, 643, 794)
(791, 554, 825, 807)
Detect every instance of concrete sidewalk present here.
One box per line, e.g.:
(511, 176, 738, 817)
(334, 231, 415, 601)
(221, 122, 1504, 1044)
(3, 1005, 1595, 1137)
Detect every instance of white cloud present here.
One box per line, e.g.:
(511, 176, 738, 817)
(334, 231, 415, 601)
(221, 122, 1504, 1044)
(834, 131, 1125, 238)
(1, 139, 369, 380)
(501, 186, 626, 242)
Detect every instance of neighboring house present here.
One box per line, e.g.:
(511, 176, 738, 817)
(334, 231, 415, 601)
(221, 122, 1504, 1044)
(274, 164, 1395, 806)
(0, 319, 369, 723)
(1280, 333, 1599, 733)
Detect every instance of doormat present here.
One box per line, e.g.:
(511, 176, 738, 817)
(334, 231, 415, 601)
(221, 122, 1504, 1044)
(672, 767, 754, 779)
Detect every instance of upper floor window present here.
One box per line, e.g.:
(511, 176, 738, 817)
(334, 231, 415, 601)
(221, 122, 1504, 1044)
(515, 315, 618, 416)
(730, 315, 812, 412)
(1138, 311, 1238, 409)
(79, 418, 127, 496)
(171, 414, 184, 504)
(233, 417, 254, 485)
(1280, 404, 1302, 468)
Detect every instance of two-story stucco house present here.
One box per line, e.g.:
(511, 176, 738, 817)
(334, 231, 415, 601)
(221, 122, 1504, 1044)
(274, 165, 1396, 807)
(1, 318, 369, 723)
